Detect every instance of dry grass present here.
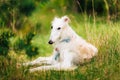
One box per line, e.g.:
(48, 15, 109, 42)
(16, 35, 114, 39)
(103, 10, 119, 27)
(0, 14, 120, 80)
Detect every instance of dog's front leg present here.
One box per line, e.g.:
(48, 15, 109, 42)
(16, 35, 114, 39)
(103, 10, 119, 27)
(23, 50, 59, 66)
(29, 51, 77, 72)
(23, 56, 53, 66)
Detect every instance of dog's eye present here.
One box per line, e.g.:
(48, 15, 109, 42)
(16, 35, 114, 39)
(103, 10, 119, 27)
(51, 26, 53, 29)
(57, 27, 61, 30)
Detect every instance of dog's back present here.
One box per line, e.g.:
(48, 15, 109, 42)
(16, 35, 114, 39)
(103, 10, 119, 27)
(67, 36, 98, 65)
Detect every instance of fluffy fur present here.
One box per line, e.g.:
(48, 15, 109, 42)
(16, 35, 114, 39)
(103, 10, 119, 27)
(23, 16, 98, 72)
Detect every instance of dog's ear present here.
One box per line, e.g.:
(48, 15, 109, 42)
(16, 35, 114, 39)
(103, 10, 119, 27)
(62, 16, 70, 23)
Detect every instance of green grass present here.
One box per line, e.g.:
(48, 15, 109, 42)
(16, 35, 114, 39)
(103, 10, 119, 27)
(0, 10, 120, 80)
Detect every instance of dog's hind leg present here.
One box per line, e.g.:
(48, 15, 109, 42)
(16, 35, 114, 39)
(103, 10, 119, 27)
(29, 63, 61, 72)
(29, 63, 77, 72)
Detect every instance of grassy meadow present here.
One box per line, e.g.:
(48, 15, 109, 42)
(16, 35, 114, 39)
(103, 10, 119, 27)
(0, 1, 120, 80)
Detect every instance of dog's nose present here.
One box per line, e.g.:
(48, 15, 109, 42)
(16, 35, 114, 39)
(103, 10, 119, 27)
(48, 40, 54, 44)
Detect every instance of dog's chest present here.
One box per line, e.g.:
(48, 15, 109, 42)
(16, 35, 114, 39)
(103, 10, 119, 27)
(54, 44, 67, 60)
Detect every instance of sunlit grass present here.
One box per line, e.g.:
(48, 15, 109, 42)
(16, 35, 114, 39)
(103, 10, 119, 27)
(0, 9, 120, 79)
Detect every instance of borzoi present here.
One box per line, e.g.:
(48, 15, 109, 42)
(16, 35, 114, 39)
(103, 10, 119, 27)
(23, 16, 98, 72)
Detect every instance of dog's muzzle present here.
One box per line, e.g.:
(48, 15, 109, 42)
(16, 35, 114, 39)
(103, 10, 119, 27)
(48, 40, 54, 44)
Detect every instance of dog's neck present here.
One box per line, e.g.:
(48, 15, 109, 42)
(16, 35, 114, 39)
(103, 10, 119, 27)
(60, 37, 71, 43)
(60, 26, 78, 43)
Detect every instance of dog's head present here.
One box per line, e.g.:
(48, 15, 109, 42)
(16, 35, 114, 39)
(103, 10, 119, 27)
(48, 16, 70, 44)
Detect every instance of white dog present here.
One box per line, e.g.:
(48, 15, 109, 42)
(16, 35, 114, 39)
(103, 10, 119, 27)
(23, 16, 98, 72)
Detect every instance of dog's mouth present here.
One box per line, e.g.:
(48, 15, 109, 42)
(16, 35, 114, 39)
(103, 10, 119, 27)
(48, 40, 54, 44)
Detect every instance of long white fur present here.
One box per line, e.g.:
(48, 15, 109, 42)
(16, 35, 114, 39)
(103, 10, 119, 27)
(23, 16, 98, 72)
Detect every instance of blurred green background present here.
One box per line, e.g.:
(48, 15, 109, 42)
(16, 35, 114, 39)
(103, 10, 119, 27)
(0, 0, 120, 80)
